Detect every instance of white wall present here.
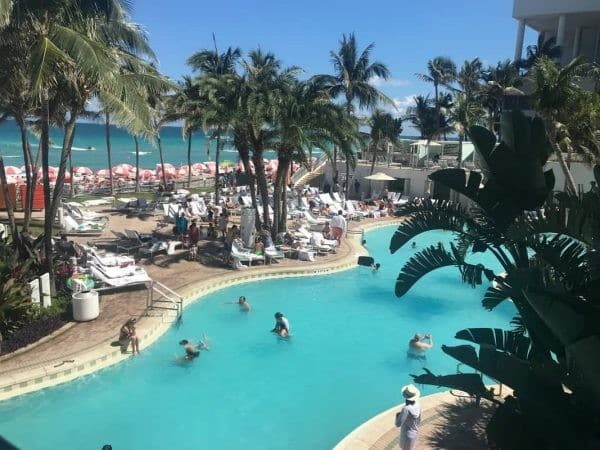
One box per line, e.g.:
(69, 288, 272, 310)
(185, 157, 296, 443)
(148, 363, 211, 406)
(545, 161, 596, 192)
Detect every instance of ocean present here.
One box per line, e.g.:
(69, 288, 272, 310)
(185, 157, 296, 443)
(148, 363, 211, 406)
(0, 120, 244, 170)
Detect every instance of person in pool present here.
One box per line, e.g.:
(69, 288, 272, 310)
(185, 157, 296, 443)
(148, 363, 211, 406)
(238, 296, 251, 312)
(411, 242, 417, 249)
(271, 312, 290, 337)
(408, 333, 433, 358)
(178, 336, 210, 361)
(371, 262, 381, 272)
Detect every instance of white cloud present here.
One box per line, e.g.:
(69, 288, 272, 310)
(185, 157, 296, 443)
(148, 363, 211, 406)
(384, 95, 417, 117)
(369, 75, 410, 88)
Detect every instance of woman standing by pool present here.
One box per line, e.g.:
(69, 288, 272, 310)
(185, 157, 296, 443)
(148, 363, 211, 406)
(395, 384, 422, 450)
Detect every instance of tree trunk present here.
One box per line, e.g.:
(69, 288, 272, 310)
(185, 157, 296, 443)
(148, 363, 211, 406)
(236, 138, 261, 231)
(458, 134, 464, 168)
(105, 112, 114, 195)
(16, 116, 34, 232)
(332, 145, 338, 184)
(370, 142, 378, 175)
(157, 132, 167, 190)
(41, 96, 55, 294)
(68, 151, 74, 197)
(252, 148, 270, 227)
(187, 130, 192, 188)
(50, 115, 77, 217)
(134, 135, 140, 193)
(214, 129, 222, 204)
(273, 154, 290, 237)
(0, 153, 19, 243)
(545, 120, 577, 195)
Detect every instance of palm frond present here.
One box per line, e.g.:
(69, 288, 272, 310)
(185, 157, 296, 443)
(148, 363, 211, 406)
(482, 280, 512, 310)
(395, 243, 457, 296)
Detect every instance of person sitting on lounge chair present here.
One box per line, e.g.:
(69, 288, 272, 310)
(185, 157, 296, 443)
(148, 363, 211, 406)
(119, 318, 140, 355)
(322, 222, 332, 240)
(271, 312, 290, 337)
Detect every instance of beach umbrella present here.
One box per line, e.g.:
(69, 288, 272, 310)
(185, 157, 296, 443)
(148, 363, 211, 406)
(192, 163, 207, 172)
(364, 172, 397, 181)
(4, 166, 21, 175)
(140, 169, 155, 180)
(4, 175, 16, 184)
(156, 163, 175, 172)
(95, 169, 110, 177)
(112, 165, 130, 177)
(73, 166, 92, 176)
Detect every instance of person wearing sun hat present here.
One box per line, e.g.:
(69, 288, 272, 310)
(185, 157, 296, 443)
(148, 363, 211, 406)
(395, 383, 422, 450)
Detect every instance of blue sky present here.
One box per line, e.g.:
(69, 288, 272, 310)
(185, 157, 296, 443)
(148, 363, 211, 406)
(134, 0, 538, 120)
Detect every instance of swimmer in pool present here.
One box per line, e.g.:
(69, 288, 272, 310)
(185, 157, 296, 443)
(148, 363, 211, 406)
(408, 333, 433, 359)
(271, 312, 290, 337)
(176, 335, 210, 361)
(238, 296, 251, 312)
(371, 262, 381, 272)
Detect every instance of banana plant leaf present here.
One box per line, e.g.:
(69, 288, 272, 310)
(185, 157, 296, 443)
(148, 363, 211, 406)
(482, 282, 512, 311)
(430, 111, 554, 229)
(410, 368, 495, 401)
(389, 201, 470, 253)
(454, 328, 532, 360)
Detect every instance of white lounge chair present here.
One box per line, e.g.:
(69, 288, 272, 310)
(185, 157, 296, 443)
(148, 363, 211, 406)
(90, 264, 151, 288)
(231, 240, 264, 267)
(81, 245, 135, 267)
(265, 246, 285, 263)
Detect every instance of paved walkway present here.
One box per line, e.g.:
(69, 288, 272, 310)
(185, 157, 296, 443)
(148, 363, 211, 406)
(336, 390, 502, 450)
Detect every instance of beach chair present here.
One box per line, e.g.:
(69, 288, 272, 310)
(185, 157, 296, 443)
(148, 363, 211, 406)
(90, 264, 151, 288)
(231, 240, 264, 267)
(117, 230, 144, 255)
(265, 245, 285, 263)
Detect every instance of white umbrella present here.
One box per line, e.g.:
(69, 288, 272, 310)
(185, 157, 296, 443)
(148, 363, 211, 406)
(364, 172, 396, 181)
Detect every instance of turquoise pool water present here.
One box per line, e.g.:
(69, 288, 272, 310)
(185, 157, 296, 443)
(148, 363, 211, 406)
(0, 227, 516, 449)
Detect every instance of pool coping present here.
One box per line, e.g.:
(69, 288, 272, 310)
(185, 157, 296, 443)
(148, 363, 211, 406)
(0, 219, 402, 402)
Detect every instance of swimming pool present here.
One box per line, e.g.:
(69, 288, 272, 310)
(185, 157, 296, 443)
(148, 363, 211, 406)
(0, 226, 515, 449)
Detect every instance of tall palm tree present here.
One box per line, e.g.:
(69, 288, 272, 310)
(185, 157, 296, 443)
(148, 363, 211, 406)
(368, 109, 403, 174)
(457, 57, 483, 100)
(313, 33, 391, 191)
(449, 92, 486, 167)
(481, 59, 522, 135)
(519, 35, 562, 71)
(530, 56, 591, 194)
(243, 48, 300, 226)
(417, 56, 457, 138)
(188, 38, 241, 203)
(405, 95, 439, 141)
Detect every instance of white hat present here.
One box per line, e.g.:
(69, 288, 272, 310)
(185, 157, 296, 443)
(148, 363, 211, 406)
(401, 384, 421, 400)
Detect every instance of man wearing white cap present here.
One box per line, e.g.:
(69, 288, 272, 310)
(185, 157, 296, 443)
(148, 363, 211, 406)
(395, 384, 422, 450)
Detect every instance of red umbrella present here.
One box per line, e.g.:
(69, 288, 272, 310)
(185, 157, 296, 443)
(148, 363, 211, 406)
(95, 169, 110, 177)
(140, 169, 155, 180)
(112, 165, 130, 177)
(73, 166, 92, 176)
(4, 166, 20, 175)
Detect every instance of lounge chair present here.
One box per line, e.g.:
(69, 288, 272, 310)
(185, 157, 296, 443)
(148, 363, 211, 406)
(90, 264, 151, 288)
(62, 215, 107, 235)
(81, 245, 135, 267)
(265, 245, 285, 263)
(231, 240, 264, 267)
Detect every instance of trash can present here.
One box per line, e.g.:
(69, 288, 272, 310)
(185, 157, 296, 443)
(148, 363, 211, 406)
(72, 290, 99, 321)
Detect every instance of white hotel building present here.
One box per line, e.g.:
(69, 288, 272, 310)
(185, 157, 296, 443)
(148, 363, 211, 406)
(513, 0, 600, 64)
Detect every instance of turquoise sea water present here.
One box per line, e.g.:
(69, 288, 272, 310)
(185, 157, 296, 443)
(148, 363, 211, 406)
(0, 227, 516, 449)
(0, 120, 243, 170)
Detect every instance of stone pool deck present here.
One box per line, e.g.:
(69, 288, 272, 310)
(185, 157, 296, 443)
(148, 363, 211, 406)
(0, 214, 398, 401)
(336, 387, 507, 450)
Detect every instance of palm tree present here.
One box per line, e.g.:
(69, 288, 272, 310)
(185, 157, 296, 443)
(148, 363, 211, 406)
(368, 109, 403, 174)
(188, 38, 241, 203)
(405, 95, 439, 141)
(456, 57, 483, 100)
(530, 56, 590, 194)
(519, 35, 562, 71)
(313, 33, 392, 189)
(242, 48, 300, 227)
(417, 56, 457, 138)
(449, 93, 486, 167)
(481, 59, 522, 136)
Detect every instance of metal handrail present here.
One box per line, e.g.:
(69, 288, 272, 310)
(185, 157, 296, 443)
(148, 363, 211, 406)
(292, 153, 329, 186)
(148, 280, 183, 320)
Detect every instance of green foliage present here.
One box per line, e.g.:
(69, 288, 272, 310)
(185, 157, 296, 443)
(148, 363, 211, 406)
(0, 242, 33, 337)
(391, 112, 600, 449)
